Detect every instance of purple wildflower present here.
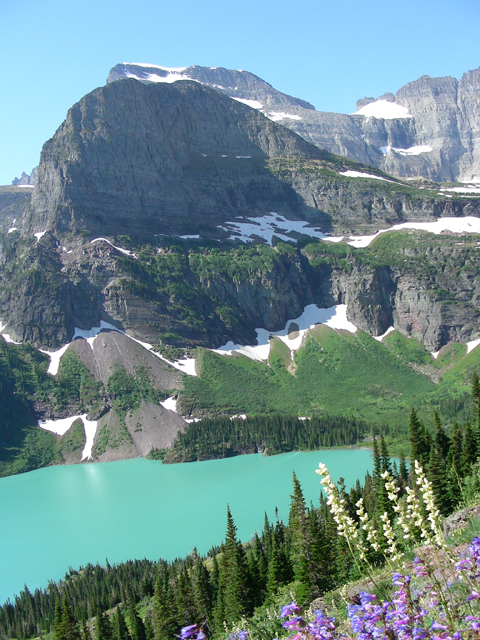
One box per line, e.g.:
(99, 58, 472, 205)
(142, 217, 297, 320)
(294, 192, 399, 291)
(180, 625, 198, 640)
(281, 602, 302, 618)
(359, 591, 377, 605)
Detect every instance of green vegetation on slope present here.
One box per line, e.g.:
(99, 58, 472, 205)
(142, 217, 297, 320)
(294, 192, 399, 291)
(180, 326, 436, 426)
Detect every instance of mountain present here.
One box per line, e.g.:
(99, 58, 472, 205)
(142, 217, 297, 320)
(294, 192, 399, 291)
(1, 65, 480, 475)
(12, 167, 37, 186)
(108, 62, 480, 183)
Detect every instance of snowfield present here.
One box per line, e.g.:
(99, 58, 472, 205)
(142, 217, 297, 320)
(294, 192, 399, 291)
(323, 216, 480, 248)
(37, 414, 98, 460)
(352, 100, 412, 119)
(218, 213, 326, 245)
(213, 304, 358, 363)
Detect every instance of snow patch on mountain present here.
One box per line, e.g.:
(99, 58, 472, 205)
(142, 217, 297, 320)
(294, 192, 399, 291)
(213, 304, 357, 363)
(232, 97, 263, 109)
(91, 238, 137, 258)
(323, 216, 480, 248)
(339, 170, 398, 184)
(160, 396, 178, 412)
(37, 414, 98, 460)
(467, 338, 480, 355)
(381, 145, 433, 156)
(219, 213, 326, 245)
(440, 186, 480, 194)
(373, 326, 395, 342)
(353, 100, 412, 119)
(34, 230, 47, 242)
(123, 63, 188, 72)
(267, 112, 302, 122)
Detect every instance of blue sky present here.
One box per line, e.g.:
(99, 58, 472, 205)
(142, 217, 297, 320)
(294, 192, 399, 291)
(1, 0, 479, 185)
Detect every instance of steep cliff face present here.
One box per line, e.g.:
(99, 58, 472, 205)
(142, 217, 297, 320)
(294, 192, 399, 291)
(24, 79, 330, 240)
(108, 62, 480, 182)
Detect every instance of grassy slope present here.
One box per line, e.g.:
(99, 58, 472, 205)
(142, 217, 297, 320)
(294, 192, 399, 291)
(181, 324, 480, 442)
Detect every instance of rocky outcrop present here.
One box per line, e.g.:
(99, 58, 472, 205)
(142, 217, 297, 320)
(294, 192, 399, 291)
(108, 62, 480, 182)
(12, 168, 37, 186)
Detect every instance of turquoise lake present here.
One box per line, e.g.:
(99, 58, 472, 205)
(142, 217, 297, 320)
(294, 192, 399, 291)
(0, 449, 373, 604)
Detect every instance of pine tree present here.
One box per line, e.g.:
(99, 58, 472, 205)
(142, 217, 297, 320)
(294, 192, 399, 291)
(127, 605, 146, 640)
(112, 607, 130, 640)
(399, 452, 408, 486)
(472, 370, 480, 430)
(193, 556, 213, 629)
(265, 533, 281, 601)
(95, 611, 112, 640)
(463, 421, 478, 472)
(379, 432, 392, 475)
(81, 619, 91, 640)
(215, 506, 250, 628)
(54, 597, 80, 640)
(175, 564, 196, 627)
(152, 571, 177, 640)
(428, 446, 452, 516)
(433, 411, 450, 460)
(409, 408, 429, 467)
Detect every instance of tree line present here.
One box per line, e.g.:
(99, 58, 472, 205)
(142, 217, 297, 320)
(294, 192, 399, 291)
(164, 414, 366, 462)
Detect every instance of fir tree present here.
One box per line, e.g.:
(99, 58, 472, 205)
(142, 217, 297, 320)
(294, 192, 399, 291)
(95, 611, 112, 640)
(175, 564, 196, 627)
(112, 607, 130, 640)
(152, 570, 177, 640)
(433, 410, 450, 460)
(409, 408, 429, 467)
(472, 369, 480, 429)
(215, 506, 250, 628)
(127, 605, 146, 640)
(54, 597, 80, 640)
(428, 446, 452, 516)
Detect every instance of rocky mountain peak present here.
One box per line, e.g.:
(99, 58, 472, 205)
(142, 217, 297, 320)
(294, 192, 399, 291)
(106, 62, 480, 183)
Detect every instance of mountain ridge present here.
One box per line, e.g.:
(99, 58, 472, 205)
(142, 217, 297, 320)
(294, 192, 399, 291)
(108, 62, 480, 183)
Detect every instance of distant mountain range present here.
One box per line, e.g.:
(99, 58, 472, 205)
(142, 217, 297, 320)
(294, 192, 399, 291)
(108, 62, 480, 183)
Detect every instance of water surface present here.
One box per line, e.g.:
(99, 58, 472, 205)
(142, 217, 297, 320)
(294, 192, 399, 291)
(0, 449, 372, 603)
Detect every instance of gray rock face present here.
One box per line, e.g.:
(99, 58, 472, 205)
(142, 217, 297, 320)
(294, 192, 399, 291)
(12, 168, 37, 186)
(108, 62, 480, 182)
(107, 63, 315, 111)
(25, 79, 329, 239)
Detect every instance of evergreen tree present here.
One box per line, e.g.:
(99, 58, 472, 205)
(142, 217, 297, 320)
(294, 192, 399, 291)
(215, 507, 250, 628)
(54, 597, 80, 640)
(428, 446, 452, 516)
(379, 432, 392, 475)
(152, 571, 177, 640)
(433, 411, 450, 461)
(81, 619, 91, 640)
(265, 533, 281, 601)
(409, 408, 429, 468)
(144, 617, 154, 640)
(127, 605, 146, 640)
(399, 452, 408, 487)
(95, 611, 112, 640)
(175, 564, 196, 627)
(472, 369, 480, 430)
(463, 421, 478, 472)
(193, 556, 213, 629)
(112, 607, 130, 640)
